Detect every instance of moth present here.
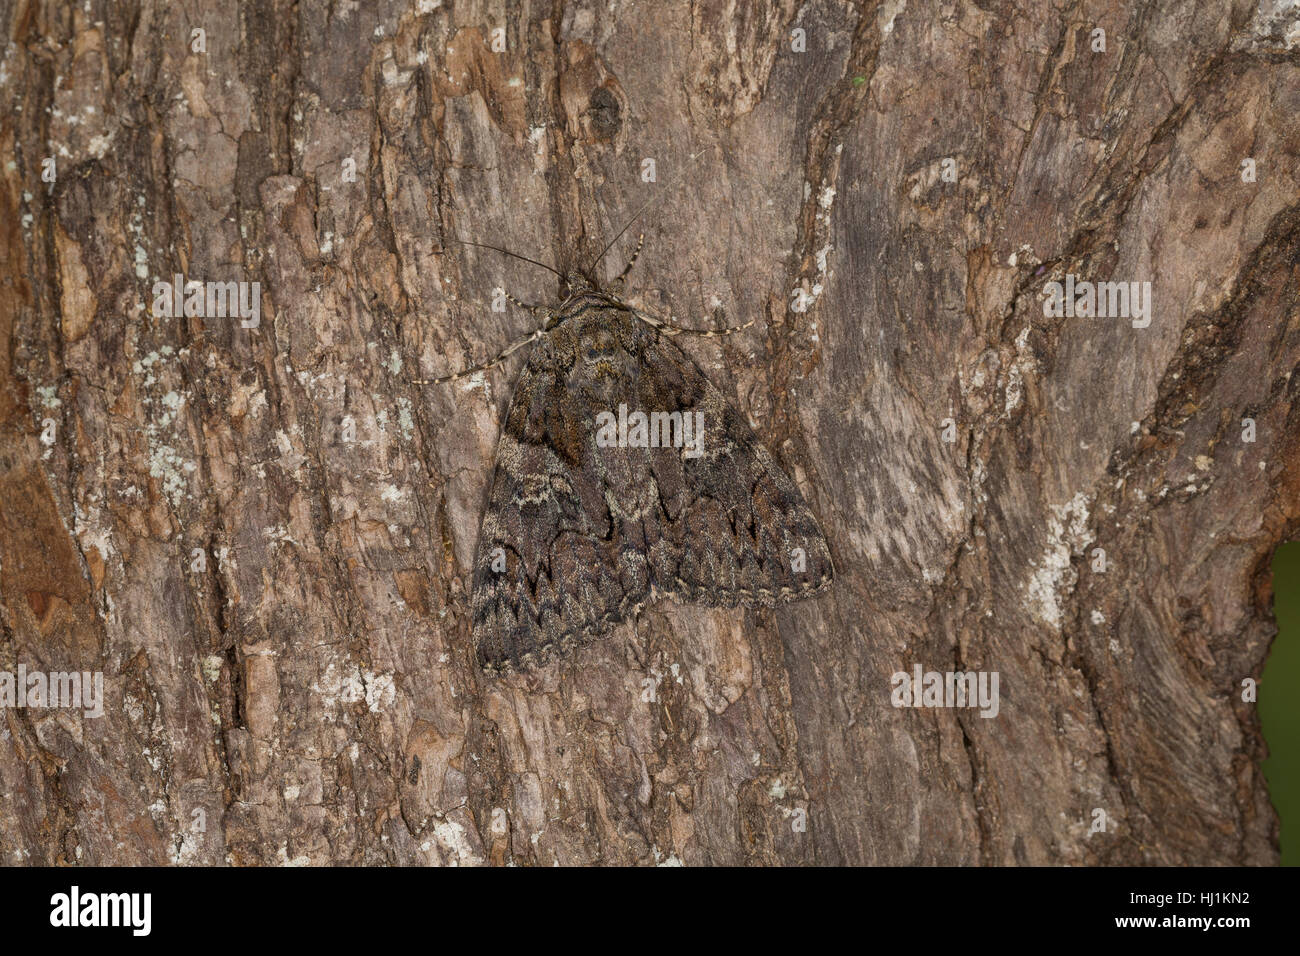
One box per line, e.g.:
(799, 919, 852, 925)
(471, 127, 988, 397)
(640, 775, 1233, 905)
(422, 228, 834, 674)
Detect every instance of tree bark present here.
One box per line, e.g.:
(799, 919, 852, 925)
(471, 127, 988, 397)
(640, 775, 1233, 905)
(2, 0, 1297, 865)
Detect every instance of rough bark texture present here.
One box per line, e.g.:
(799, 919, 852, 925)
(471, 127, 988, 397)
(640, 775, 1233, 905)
(2, 0, 1298, 866)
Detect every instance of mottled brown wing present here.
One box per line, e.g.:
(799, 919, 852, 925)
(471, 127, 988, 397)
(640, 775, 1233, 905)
(469, 335, 646, 674)
(469, 314, 833, 674)
(629, 323, 835, 609)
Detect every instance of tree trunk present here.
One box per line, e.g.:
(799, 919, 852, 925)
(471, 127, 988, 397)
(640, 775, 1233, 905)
(2, 0, 1297, 865)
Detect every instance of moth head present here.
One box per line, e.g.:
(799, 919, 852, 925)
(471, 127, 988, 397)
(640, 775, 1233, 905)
(564, 271, 594, 294)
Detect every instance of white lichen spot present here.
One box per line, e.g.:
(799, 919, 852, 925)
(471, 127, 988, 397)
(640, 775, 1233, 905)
(261, 524, 298, 547)
(1024, 492, 1092, 629)
(878, 0, 907, 35)
(1002, 327, 1037, 417)
(364, 670, 395, 712)
(147, 441, 191, 506)
(1004, 363, 1024, 413)
(277, 845, 311, 866)
(87, 132, 113, 159)
(464, 371, 492, 399)
(397, 397, 415, 440)
(815, 242, 833, 277)
(202, 655, 223, 683)
(430, 816, 482, 866)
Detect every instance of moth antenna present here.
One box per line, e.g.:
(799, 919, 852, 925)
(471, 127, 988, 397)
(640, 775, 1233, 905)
(632, 308, 755, 338)
(589, 198, 654, 280)
(449, 237, 563, 279)
(612, 232, 645, 285)
(412, 329, 543, 385)
(588, 144, 720, 281)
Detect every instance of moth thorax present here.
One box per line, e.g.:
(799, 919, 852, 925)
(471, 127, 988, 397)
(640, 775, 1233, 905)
(579, 324, 620, 365)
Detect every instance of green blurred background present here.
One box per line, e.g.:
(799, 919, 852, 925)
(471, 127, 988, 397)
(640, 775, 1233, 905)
(1263, 541, 1299, 866)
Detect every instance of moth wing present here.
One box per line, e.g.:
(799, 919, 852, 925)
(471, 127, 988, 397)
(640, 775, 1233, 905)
(470, 344, 648, 674)
(631, 325, 835, 607)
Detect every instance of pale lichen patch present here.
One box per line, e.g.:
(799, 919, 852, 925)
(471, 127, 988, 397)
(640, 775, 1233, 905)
(1024, 492, 1093, 629)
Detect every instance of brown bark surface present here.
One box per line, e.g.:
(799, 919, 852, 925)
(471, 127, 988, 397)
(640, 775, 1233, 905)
(2, 0, 1298, 865)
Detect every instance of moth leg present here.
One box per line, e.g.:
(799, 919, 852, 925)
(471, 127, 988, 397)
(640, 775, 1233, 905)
(632, 307, 756, 338)
(411, 329, 543, 385)
(664, 319, 755, 338)
(503, 290, 545, 313)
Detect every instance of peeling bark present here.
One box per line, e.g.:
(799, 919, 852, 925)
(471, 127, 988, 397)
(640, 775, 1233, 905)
(1, 0, 1297, 865)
